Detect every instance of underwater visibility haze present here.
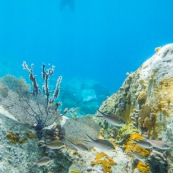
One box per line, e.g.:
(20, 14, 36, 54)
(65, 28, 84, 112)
(0, 0, 173, 91)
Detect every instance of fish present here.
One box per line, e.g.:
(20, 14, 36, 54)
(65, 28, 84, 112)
(129, 149, 147, 164)
(33, 157, 53, 167)
(132, 140, 153, 149)
(40, 139, 64, 150)
(146, 139, 170, 150)
(69, 142, 89, 151)
(84, 134, 115, 150)
(96, 110, 125, 127)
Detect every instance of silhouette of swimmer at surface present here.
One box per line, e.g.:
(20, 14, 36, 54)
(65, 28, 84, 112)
(60, 0, 75, 11)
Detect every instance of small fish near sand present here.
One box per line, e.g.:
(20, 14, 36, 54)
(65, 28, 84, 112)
(132, 140, 153, 149)
(84, 134, 115, 151)
(129, 149, 148, 164)
(69, 141, 89, 151)
(39, 139, 64, 150)
(96, 110, 125, 127)
(33, 157, 53, 167)
(146, 139, 170, 150)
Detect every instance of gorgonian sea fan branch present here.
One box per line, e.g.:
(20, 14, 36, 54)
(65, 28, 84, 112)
(22, 61, 39, 95)
(22, 61, 62, 133)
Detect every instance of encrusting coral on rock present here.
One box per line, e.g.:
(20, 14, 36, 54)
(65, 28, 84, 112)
(137, 91, 147, 108)
(98, 43, 173, 173)
(91, 152, 116, 173)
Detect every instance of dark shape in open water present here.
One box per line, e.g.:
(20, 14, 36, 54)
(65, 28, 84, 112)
(60, 0, 75, 11)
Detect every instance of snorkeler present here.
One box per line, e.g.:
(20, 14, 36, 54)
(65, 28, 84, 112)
(60, 0, 75, 11)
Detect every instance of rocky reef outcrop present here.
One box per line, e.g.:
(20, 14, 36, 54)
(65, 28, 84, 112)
(99, 43, 173, 173)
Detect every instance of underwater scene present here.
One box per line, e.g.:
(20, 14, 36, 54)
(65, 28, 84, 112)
(0, 0, 173, 173)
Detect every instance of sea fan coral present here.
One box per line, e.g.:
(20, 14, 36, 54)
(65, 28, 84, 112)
(0, 62, 62, 137)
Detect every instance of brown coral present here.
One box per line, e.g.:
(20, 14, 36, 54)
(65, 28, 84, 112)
(139, 105, 151, 120)
(137, 91, 147, 107)
(6, 131, 27, 144)
(138, 105, 156, 137)
(26, 130, 36, 139)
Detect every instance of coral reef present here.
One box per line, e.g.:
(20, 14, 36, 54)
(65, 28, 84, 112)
(136, 161, 150, 173)
(137, 91, 147, 108)
(91, 152, 116, 173)
(1, 44, 173, 172)
(0, 63, 63, 137)
(124, 134, 151, 173)
(6, 131, 27, 144)
(6, 130, 37, 144)
(124, 134, 150, 155)
(138, 105, 157, 138)
(22, 61, 62, 132)
(116, 125, 141, 142)
(99, 44, 173, 172)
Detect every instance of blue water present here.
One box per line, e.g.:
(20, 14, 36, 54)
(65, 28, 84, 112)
(0, 0, 173, 92)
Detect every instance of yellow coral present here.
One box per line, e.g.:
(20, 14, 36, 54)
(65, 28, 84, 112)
(136, 161, 150, 173)
(124, 134, 150, 156)
(91, 152, 116, 173)
(150, 77, 173, 137)
(156, 78, 173, 114)
(123, 134, 151, 172)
